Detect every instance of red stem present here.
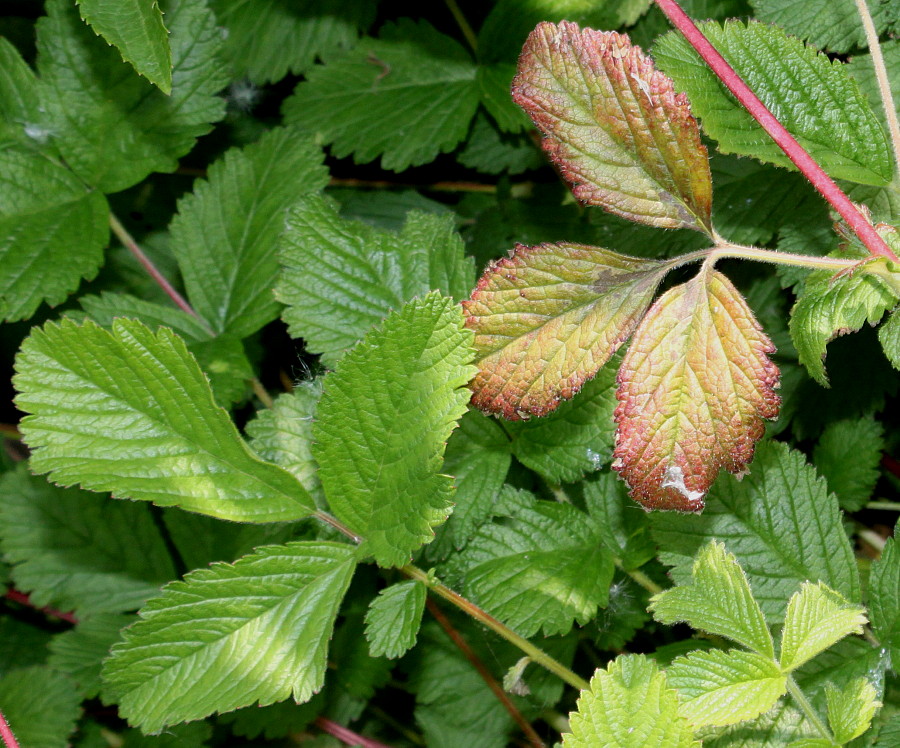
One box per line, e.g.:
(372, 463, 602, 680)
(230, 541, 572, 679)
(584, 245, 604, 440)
(4, 589, 79, 625)
(654, 0, 900, 262)
(312, 717, 395, 748)
(0, 710, 20, 748)
(882, 454, 900, 481)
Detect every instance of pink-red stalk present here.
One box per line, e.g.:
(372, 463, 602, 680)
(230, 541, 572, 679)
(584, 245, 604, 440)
(0, 710, 20, 748)
(312, 717, 395, 748)
(4, 589, 78, 625)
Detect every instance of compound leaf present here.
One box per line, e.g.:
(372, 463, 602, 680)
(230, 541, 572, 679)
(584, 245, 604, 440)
(312, 293, 475, 567)
(102, 541, 356, 733)
(825, 678, 880, 744)
(0, 666, 82, 748)
(14, 318, 315, 523)
(76, 0, 172, 93)
(463, 242, 669, 420)
(812, 416, 884, 512)
(869, 537, 900, 667)
(364, 580, 426, 659)
(614, 269, 780, 511)
(513, 21, 713, 232)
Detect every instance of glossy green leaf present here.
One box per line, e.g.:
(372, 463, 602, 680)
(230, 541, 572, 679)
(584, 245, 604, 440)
(102, 541, 356, 732)
(513, 21, 713, 232)
(0, 666, 82, 748)
(313, 293, 476, 567)
(15, 318, 315, 522)
(364, 580, 426, 659)
(813, 416, 884, 512)
(825, 678, 880, 744)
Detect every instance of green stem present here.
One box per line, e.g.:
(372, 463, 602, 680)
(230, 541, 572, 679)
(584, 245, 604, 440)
(616, 560, 664, 596)
(866, 501, 900, 511)
(858, 526, 886, 554)
(786, 676, 834, 743)
(709, 242, 860, 272)
(444, 0, 478, 53)
(401, 565, 590, 691)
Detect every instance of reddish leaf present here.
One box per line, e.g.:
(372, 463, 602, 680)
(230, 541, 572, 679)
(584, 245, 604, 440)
(463, 242, 670, 420)
(613, 270, 780, 511)
(513, 21, 713, 234)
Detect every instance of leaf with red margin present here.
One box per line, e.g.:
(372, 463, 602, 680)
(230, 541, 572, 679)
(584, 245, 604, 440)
(512, 21, 713, 234)
(463, 242, 670, 420)
(613, 270, 780, 511)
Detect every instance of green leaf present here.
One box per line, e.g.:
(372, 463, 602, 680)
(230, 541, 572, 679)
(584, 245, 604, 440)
(102, 541, 357, 733)
(513, 22, 713, 232)
(879, 307, 900, 370)
(653, 20, 892, 186)
(76, 0, 172, 93)
(614, 270, 780, 511)
(37, 0, 227, 192)
(277, 195, 474, 366)
(0, 39, 45, 150)
(847, 39, 900, 135)
(48, 614, 133, 699)
(15, 318, 315, 523)
(364, 580, 426, 659)
(825, 677, 880, 744)
(813, 416, 884, 512)
(650, 441, 860, 621)
(779, 582, 866, 672)
(210, 0, 374, 83)
(457, 112, 543, 175)
(584, 472, 656, 571)
(0, 619, 52, 675)
(170, 128, 328, 338)
(312, 293, 475, 567)
(0, 468, 175, 617)
(869, 537, 900, 667)
(283, 19, 479, 171)
(0, 666, 82, 748)
(561, 654, 698, 748)
(0, 148, 108, 322)
(463, 242, 669, 420)
(457, 488, 613, 637)
(476, 63, 530, 133)
(667, 649, 787, 727)
(121, 723, 212, 747)
(650, 541, 774, 658)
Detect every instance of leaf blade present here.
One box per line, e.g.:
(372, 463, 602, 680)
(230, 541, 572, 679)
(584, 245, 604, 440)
(365, 580, 426, 659)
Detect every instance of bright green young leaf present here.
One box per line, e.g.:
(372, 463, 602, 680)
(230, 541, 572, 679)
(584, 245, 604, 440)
(283, 19, 479, 171)
(457, 489, 613, 637)
(651, 441, 860, 621)
(0, 468, 174, 617)
(463, 243, 669, 420)
(169, 128, 328, 338)
(37, 0, 227, 193)
(653, 20, 892, 186)
(0, 148, 108, 322)
(825, 678, 880, 744)
(869, 537, 900, 666)
(102, 541, 356, 733)
(48, 614, 133, 699)
(513, 22, 713, 232)
(278, 195, 474, 366)
(313, 293, 475, 567)
(584, 472, 656, 571)
(561, 654, 698, 748)
(76, 0, 172, 93)
(779, 582, 866, 672)
(813, 416, 884, 512)
(0, 666, 82, 748)
(210, 0, 374, 83)
(650, 541, 774, 657)
(14, 318, 315, 523)
(614, 270, 780, 511)
(667, 649, 786, 727)
(364, 580, 426, 659)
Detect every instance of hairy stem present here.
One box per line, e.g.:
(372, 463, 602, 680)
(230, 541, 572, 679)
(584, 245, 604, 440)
(614, 560, 664, 596)
(709, 243, 861, 271)
(786, 677, 834, 743)
(312, 716, 395, 748)
(251, 378, 275, 409)
(444, 0, 478, 53)
(0, 710, 20, 748)
(654, 0, 899, 262)
(855, 0, 900, 180)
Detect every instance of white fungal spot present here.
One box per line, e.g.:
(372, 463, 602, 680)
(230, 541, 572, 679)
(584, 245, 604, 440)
(661, 464, 705, 503)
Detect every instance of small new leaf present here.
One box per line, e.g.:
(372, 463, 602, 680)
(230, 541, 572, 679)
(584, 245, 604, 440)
(463, 242, 669, 420)
(513, 21, 713, 233)
(614, 270, 780, 511)
(825, 678, 880, 744)
(364, 581, 426, 659)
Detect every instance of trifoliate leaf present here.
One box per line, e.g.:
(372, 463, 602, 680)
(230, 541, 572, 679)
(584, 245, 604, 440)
(779, 582, 866, 672)
(313, 293, 476, 567)
(667, 649, 786, 727)
(48, 614, 133, 699)
(650, 441, 860, 621)
(38, 0, 227, 192)
(277, 195, 474, 366)
(650, 541, 774, 657)
(879, 307, 900, 370)
(457, 488, 613, 637)
(210, 0, 374, 83)
(169, 128, 328, 338)
(0, 468, 174, 617)
(813, 416, 884, 512)
(102, 541, 357, 733)
(15, 318, 315, 523)
(562, 654, 698, 748)
(0, 666, 81, 748)
(614, 270, 780, 511)
(653, 20, 892, 186)
(869, 537, 900, 667)
(584, 472, 655, 571)
(76, 0, 172, 93)
(0, 148, 108, 322)
(464, 242, 670, 420)
(513, 22, 713, 233)
(364, 581, 426, 659)
(283, 19, 479, 171)
(825, 678, 880, 744)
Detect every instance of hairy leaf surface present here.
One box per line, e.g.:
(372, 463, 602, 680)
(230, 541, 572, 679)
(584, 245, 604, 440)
(614, 270, 780, 511)
(365, 580, 426, 659)
(825, 678, 880, 744)
(513, 21, 713, 232)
